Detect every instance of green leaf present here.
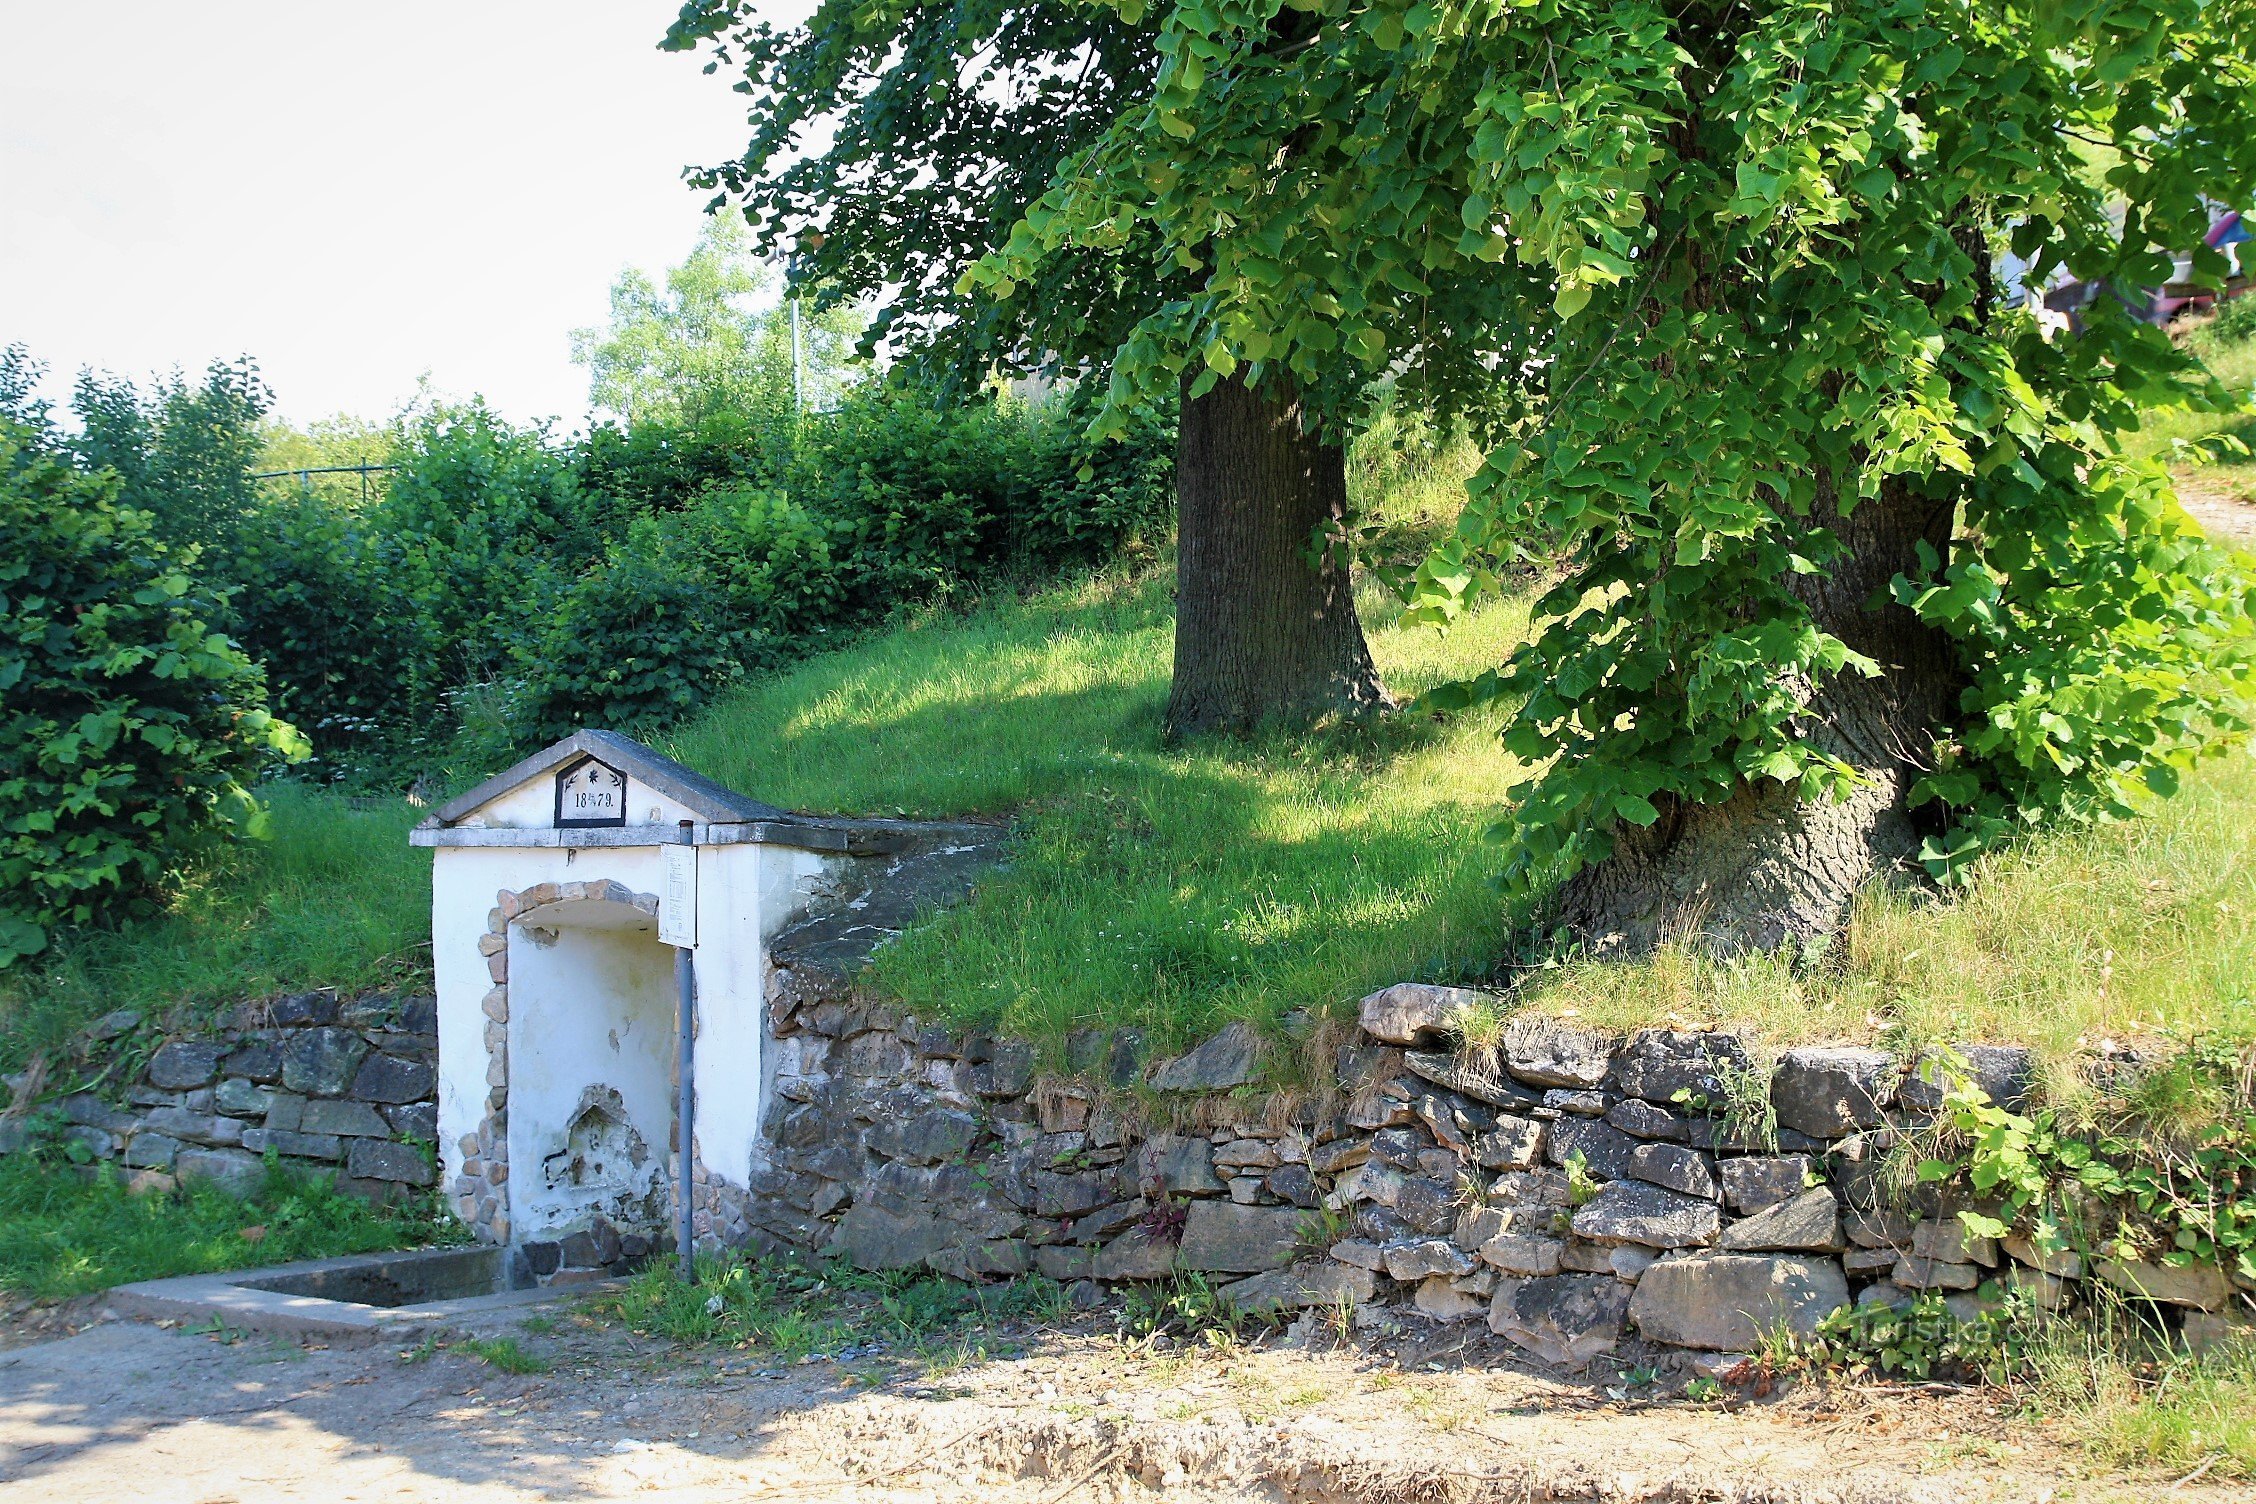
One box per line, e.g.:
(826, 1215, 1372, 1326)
(1611, 793, 1660, 826)
(1957, 1210, 2011, 1241)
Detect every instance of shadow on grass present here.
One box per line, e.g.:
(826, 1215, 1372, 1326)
(658, 570, 1531, 1062)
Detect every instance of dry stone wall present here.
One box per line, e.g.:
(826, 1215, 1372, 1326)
(17, 960, 2246, 1363)
(751, 970, 2255, 1366)
(1, 990, 438, 1201)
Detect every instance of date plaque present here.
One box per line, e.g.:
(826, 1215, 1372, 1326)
(554, 756, 628, 828)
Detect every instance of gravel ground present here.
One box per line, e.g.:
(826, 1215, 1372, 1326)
(0, 1297, 2237, 1504)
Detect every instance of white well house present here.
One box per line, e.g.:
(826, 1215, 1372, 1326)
(411, 730, 996, 1269)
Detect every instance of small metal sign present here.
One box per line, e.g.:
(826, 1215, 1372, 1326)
(660, 842, 698, 948)
(554, 757, 628, 828)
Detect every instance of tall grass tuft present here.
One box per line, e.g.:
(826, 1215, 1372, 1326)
(2021, 1300, 2256, 1484)
(1509, 750, 2256, 1082)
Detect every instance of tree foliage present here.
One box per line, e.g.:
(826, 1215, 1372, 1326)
(0, 423, 305, 966)
(669, 0, 1404, 743)
(69, 357, 271, 555)
(664, 0, 1175, 393)
(952, 0, 2256, 900)
(570, 216, 864, 425)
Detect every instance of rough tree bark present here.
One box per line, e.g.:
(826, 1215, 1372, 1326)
(1164, 372, 1391, 738)
(1555, 477, 1963, 956)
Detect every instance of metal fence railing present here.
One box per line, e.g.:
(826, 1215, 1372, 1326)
(248, 463, 398, 504)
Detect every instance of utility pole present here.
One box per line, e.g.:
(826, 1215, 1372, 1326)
(790, 296, 806, 417)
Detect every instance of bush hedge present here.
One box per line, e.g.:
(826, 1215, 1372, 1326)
(227, 385, 1174, 782)
(11, 337, 1173, 792)
(0, 424, 305, 965)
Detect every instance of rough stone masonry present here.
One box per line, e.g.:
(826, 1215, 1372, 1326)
(12, 971, 2251, 1365)
(1, 989, 439, 1201)
(740, 972, 2255, 1366)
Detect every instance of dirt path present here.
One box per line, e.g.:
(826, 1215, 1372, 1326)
(2177, 470, 2256, 551)
(0, 1301, 2236, 1504)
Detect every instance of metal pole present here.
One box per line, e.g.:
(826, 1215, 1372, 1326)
(674, 819, 697, 1283)
(791, 297, 805, 417)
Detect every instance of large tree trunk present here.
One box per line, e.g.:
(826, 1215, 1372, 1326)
(1165, 372, 1390, 738)
(1556, 478, 1962, 956)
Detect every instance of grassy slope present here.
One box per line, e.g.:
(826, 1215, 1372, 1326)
(5, 551, 2250, 1084)
(664, 565, 1534, 1064)
(1508, 753, 2255, 1080)
(4, 379, 2251, 1081)
(0, 790, 429, 1072)
(2129, 320, 2256, 450)
(2129, 318, 2256, 521)
(668, 562, 2253, 1077)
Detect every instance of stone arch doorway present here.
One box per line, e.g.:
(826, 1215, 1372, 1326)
(455, 880, 673, 1257)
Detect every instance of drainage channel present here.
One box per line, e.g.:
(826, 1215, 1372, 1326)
(111, 1246, 609, 1343)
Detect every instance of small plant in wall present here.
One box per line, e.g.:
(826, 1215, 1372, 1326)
(1672, 1049, 1780, 1153)
(1137, 1192, 1189, 1245)
(1292, 1204, 1352, 1261)
(1116, 1270, 1263, 1347)
(1916, 1048, 2256, 1286)
(1793, 1290, 2038, 1385)
(1564, 1151, 1602, 1208)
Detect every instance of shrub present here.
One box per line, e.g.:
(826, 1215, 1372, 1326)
(516, 522, 744, 742)
(372, 404, 591, 698)
(682, 483, 857, 639)
(226, 491, 405, 778)
(69, 358, 269, 554)
(0, 425, 306, 965)
(795, 392, 1002, 599)
(509, 388, 1171, 758)
(2208, 292, 2256, 348)
(787, 385, 1173, 592)
(995, 393, 1176, 569)
(575, 408, 780, 514)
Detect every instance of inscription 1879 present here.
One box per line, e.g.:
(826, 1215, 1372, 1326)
(554, 757, 628, 828)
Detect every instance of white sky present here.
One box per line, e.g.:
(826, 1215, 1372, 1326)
(0, 2, 799, 429)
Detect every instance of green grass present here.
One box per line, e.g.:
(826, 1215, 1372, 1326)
(2128, 316, 2256, 512)
(662, 563, 1534, 1063)
(1509, 751, 2256, 1080)
(2079, 1356, 2256, 1483)
(0, 1153, 461, 1301)
(2025, 1314, 2256, 1484)
(455, 1335, 552, 1374)
(605, 1249, 1075, 1362)
(0, 787, 431, 1072)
